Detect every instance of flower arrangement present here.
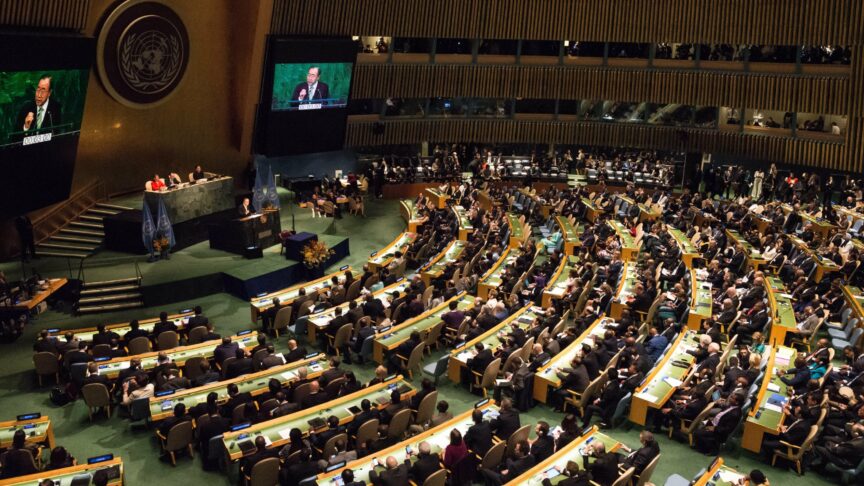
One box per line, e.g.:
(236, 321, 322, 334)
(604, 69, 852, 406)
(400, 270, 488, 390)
(152, 237, 170, 253)
(302, 240, 335, 268)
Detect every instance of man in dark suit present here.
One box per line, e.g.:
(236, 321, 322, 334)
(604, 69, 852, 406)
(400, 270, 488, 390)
(479, 440, 535, 485)
(467, 343, 494, 377)
(92, 324, 121, 346)
(123, 320, 149, 346)
(301, 380, 330, 408)
(261, 298, 283, 334)
(363, 293, 386, 320)
(389, 330, 421, 374)
(407, 441, 441, 483)
(186, 306, 209, 331)
(33, 329, 58, 354)
(582, 440, 620, 486)
(82, 362, 111, 387)
(64, 341, 91, 370)
(15, 75, 62, 139)
(490, 398, 521, 440)
(621, 430, 660, 475)
(260, 345, 285, 369)
(158, 402, 192, 437)
(192, 361, 220, 387)
(221, 383, 253, 418)
(283, 339, 307, 363)
(226, 348, 255, 379)
(152, 312, 177, 339)
(779, 356, 813, 394)
(553, 356, 590, 411)
(369, 455, 409, 486)
(694, 393, 743, 454)
(290, 66, 330, 106)
(530, 421, 555, 462)
(238, 197, 254, 217)
(240, 436, 278, 478)
(213, 337, 239, 366)
(760, 404, 812, 459)
(347, 398, 380, 437)
(320, 356, 345, 386)
(465, 408, 494, 456)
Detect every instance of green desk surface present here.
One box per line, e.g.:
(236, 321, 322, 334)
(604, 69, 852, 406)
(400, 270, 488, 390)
(451, 306, 542, 365)
(545, 256, 580, 300)
(608, 220, 638, 250)
(308, 280, 412, 329)
(222, 379, 415, 458)
(401, 199, 417, 219)
(536, 317, 616, 388)
(252, 271, 349, 310)
(423, 240, 466, 277)
(748, 346, 796, 429)
(669, 227, 698, 254)
(557, 217, 581, 243)
(509, 429, 622, 486)
(508, 213, 524, 239)
(0, 420, 50, 444)
(766, 277, 796, 330)
(454, 206, 474, 231)
(581, 197, 598, 210)
(726, 229, 762, 260)
(480, 248, 523, 288)
(316, 404, 500, 484)
(376, 294, 475, 349)
(0, 459, 124, 486)
(96, 333, 256, 376)
(692, 273, 713, 314)
(634, 330, 700, 405)
(615, 262, 639, 302)
(789, 236, 840, 270)
(369, 233, 417, 266)
(47, 311, 194, 343)
(148, 356, 328, 418)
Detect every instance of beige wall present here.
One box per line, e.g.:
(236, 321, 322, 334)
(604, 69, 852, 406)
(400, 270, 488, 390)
(74, 0, 270, 194)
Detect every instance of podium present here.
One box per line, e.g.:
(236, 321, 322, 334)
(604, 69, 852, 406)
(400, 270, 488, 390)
(209, 210, 282, 255)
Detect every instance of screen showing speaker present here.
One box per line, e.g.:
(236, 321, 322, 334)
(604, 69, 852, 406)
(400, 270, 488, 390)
(0, 33, 94, 218)
(256, 37, 356, 156)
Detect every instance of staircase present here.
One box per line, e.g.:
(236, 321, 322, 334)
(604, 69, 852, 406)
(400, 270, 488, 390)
(77, 269, 144, 314)
(37, 202, 132, 259)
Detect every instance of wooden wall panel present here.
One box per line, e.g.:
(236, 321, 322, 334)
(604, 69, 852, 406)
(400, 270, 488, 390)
(346, 118, 849, 170)
(352, 64, 849, 115)
(272, 0, 863, 45)
(0, 0, 89, 31)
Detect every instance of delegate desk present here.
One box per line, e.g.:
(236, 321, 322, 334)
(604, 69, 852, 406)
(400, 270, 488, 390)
(209, 210, 282, 255)
(533, 317, 616, 403)
(692, 457, 745, 486)
(249, 268, 351, 322)
(46, 310, 195, 343)
(0, 415, 55, 449)
(619, 195, 660, 223)
(833, 204, 864, 228)
(425, 187, 449, 209)
(453, 205, 474, 241)
(94, 332, 257, 379)
(144, 176, 234, 224)
(581, 197, 603, 223)
(305, 279, 412, 343)
(608, 220, 640, 260)
(400, 200, 424, 233)
(742, 345, 796, 452)
(725, 229, 766, 270)
(315, 400, 499, 484)
(477, 248, 523, 300)
(668, 226, 699, 268)
(221, 377, 415, 462)
(507, 213, 528, 249)
(373, 293, 475, 364)
(687, 269, 713, 330)
(449, 305, 540, 382)
(0, 457, 124, 486)
(609, 261, 639, 320)
(765, 276, 797, 345)
(10, 278, 68, 313)
(842, 285, 864, 321)
(477, 190, 494, 212)
(556, 216, 581, 255)
(368, 233, 416, 272)
(788, 234, 840, 282)
(780, 203, 836, 240)
(148, 354, 327, 421)
(748, 210, 774, 235)
(630, 330, 701, 425)
(506, 426, 624, 486)
(542, 255, 580, 308)
(420, 240, 466, 287)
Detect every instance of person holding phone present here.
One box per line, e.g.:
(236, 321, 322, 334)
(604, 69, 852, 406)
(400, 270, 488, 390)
(406, 441, 441, 483)
(368, 456, 408, 486)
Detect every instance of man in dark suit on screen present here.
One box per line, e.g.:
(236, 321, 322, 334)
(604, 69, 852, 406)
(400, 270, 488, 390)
(290, 66, 330, 106)
(16, 75, 62, 138)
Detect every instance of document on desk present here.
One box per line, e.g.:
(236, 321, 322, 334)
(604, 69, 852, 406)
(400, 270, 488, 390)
(663, 376, 683, 388)
(764, 403, 783, 413)
(278, 428, 292, 440)
(281, 371, 297, 381)
(767, 383, 780, 392)
(636, 391, 659, 403)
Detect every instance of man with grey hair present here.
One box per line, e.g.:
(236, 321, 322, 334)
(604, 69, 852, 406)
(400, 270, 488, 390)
(369, 456, 408, 486)
(406, 441, 441, 483)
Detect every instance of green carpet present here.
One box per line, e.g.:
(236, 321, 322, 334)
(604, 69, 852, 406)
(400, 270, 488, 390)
(0, 196, 841, 485)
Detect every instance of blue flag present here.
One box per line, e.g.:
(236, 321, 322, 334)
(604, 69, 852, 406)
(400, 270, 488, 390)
(266, 165, 281, 209)
(156, 198, 176, 249)
(252, 163, 267, 211)
(142, 201, 156, 253)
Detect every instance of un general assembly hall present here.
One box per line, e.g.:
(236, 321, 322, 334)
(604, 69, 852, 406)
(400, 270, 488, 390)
(1, 1, 864, 485)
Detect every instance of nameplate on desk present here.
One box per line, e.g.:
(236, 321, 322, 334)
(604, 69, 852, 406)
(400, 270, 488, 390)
(87, 454, 113, 464)
(298, 103, 323, 111)
(16, 413, 40, 421)
(22, 132, 52, 146)
(237, 330, 253, 336)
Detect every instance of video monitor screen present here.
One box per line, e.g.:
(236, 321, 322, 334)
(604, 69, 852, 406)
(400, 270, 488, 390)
(255, 37, 356, 156)
(0, 34, 94, 218)
(271, 62, 352, 111)
(0, 69, 90, 148)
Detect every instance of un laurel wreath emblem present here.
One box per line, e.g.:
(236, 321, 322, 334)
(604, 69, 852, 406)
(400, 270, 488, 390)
(97, 0, 190, 108)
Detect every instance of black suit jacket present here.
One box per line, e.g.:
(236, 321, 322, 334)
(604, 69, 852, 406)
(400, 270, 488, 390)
(370, 463, 409, 486)
(622, 442, 660, 474)
(16, 99, 62, 135)
(226, 358, 255, 379)
(467, 348, 494, 374)
(408, 453, 441, 483)
(283, 346, 307, 363)
(585, 452, 620, 486)
(491, 409, 520, 440)
(465, 421, 493, 456)
(291, 82, 330, 104)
